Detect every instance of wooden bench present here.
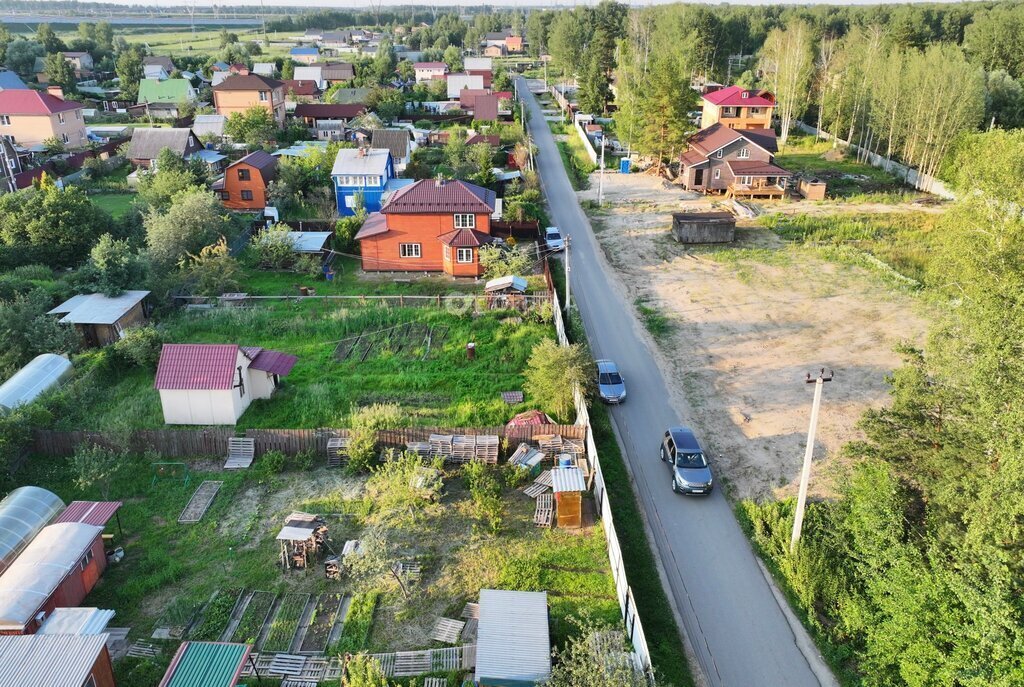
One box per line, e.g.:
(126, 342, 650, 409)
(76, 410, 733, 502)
(224, 438, 255, 469)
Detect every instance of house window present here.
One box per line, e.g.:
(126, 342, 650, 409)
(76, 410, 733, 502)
(457, 247, 473, 263)
(61, 133, 70, 144)
(454, 214, 475, 229)
(238, 168, 250, 181)
(57, 112, 65, 124)
(241, 190, 254, 201)
(715, 149, 723, 158)
(444, 245, 452, 261)
(400, 243, 421, 258)
(79, 548, 93, 571)
(7, 159, 15, 170)
(259, 91, 268, 102)
(188, 135, 195, 147)
(739, 175, 752, 185)
(75, 109, 81, 120)
(713, 169, 721, 180)
(0, 115, 10, 126)
(741, 91, 749, 99)
(738, 147, 750, 159)
(220, 191, 230, 200)
(750, 108, 761, 115)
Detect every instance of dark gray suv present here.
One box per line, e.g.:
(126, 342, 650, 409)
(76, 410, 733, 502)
(660, 427, 713, 495)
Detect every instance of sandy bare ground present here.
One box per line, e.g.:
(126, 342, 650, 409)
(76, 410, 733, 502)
(581, 173, 931, 500)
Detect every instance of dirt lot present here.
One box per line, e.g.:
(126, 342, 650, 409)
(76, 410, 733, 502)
(580, 172, 931, 500)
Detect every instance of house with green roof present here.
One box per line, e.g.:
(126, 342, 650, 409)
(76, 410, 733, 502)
(137, 78, 198, 117)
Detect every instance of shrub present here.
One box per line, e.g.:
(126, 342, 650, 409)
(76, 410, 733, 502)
(464, 461, 503, 533)
(346, 402, 407, 474)
(294, 253, 324, 279)
(479, 243, 533, 280)
(254, 223, 296, 269)
(112, 325, 163, 368)
(523, 339, 592, 422)
(256, 449, 287, 480)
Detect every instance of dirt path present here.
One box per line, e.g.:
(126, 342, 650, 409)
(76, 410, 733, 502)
(583, 174, 931, 500)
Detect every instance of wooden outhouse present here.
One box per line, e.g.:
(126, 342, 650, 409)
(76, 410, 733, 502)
(552, 466, 586, 529)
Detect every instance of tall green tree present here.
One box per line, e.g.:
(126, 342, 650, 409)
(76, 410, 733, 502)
(35, 23, 64, 53)
(115, 44, 146, 101)
(759, 19, 814, 145)
(0, 181, 109, 268)
(370, 38, 396, 84)
(43, 53, 76, 93)
(5, 39, 44, 78)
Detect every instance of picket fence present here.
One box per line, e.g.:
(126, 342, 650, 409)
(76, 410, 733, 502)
(550, 287, 654, 673)
(31, 425, 585, 459)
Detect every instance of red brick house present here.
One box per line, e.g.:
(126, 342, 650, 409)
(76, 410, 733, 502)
(679, 123, 790, 199)
(355, 178, 497, 277)
(214, 149, 278, 210)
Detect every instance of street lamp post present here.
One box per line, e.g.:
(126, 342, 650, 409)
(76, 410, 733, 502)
(790, 368, 834, 553)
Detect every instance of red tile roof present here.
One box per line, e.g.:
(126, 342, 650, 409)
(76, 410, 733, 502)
(53, 501, 122, 527)
(466, 134, 500, 146)
(154, 344, 240, 390)
(459, 88, 489, 109)
(702, 85, 776, 108)
(687, 123, 777, 157)
(438, 227, 495, 247)
(281, 79, 319, 96)
(472, 94, 500, 122)
(0, 90, 82, 115)
(680, 149, 707, 168)
(382, 179, 495, 215)
(250, 350, 298, 376)
(727, 160, 792, 177)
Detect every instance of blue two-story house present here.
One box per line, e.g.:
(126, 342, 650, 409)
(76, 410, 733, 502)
(331, 147, 409, 216)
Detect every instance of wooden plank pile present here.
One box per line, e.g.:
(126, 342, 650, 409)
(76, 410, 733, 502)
(178, 480, 223, 524)
(364, 646, 471, 677)
(475, 435, 499, 463)
(429, 434, 453, 460)
(126, 640, 159, 658)
(405, 441, 431, 457)
(451, 435, 476, 463)
(268, 654, 307, 676)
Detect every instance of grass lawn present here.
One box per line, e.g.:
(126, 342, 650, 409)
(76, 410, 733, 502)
(91, 192, 137, 219)
(9, 451, 617, 681)
(55, 26, 296, 58)
(760, 211, 940, 287)
(776, 133, 914, 200)
(56, 302, 556, 430)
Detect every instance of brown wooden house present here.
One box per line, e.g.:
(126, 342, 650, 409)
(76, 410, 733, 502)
(214, 150, 278, 210)
(679, 123, 791, 199)
(47, 290, 150, 347)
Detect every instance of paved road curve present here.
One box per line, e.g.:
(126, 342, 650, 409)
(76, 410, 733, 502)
(519, 78, 833, 687)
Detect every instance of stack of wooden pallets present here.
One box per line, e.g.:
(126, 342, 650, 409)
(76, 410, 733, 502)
(475, 435, 499, 463)
(451, 435, 477, 463)
(405, 441, 432, 458)
(224, 438, 255, 469)
(537, 434, 563, 455)
(326, 437, 349, 468)
(429, 434, 453, 460)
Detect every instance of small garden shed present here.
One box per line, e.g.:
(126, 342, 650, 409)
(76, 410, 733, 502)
(0, 634, 116, 687)
(671, 211, 736, 244)
(475, 589, 551, 686)
(154, 344, 297, 426)
(47, 290, 150, 347)
(159, 641, 252, 687)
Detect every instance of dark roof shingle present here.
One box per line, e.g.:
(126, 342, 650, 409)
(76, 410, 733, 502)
(370, 129, 412, 161)
(382, 179, 495, 215)
(127, 128, 199, 161)
(212, 74, 284, 91)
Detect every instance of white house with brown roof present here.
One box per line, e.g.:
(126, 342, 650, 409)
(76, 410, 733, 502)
(154, 343, 297, 425)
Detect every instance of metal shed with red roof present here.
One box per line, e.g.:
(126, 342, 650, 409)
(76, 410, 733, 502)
(154, 344, 297, 426)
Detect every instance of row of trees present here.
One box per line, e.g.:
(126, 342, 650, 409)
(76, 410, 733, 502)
(743, 130, 1024, 686)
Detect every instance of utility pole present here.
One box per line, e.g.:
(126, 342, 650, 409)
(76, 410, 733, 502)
(564, 236, 571, 314)
(790, 368, 834, 553)
(597, 135, 606, 206)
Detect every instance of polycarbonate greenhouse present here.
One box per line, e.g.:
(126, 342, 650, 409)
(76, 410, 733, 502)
(0, 354, 72, 415)
(0, 486, 65, 574)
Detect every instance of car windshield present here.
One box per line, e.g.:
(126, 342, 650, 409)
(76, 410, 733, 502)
(548, 232, 561, 240)
(599, 372, 622, 385)
(676, 452, 707, 469)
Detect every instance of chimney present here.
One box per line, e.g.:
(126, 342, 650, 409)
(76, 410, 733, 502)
(46, 86, 64, 100)
(435, 176, 443, 188)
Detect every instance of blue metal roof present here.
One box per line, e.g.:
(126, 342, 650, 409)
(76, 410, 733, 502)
(291, 47, 318, 55)
(0, 71, 28, 90)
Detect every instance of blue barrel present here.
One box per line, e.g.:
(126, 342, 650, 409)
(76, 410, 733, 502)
(619, 158, 631, 174)
(558, 455, 573, 468)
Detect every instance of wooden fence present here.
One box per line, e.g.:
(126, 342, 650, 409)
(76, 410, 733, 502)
(32, 425, 585, 459)
(176, 292, 555, 313)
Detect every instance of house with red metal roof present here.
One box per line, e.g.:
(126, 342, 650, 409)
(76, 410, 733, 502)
(154, 343, 298, 425)
(679, 123, 790, 199)
(355, 178, 497, 277)
(414, 61, 448, 83)
(700, 86, 776, 130)
(0, 88, 86, 149)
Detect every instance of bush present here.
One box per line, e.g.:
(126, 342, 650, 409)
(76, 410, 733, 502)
(464, 461, 503, 533)
(346, 402, 407, 474)
(82, 156, 113, 180)
(257, 449, 287, 478)
(112, 325, 163, 368)
(479, 243, 533, 280)
(254, 223, 296, 269)
(523, 339, 592, 422)
(294, 253, 324, 279)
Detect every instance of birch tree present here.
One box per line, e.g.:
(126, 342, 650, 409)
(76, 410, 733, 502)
(759, 20, 814, 146)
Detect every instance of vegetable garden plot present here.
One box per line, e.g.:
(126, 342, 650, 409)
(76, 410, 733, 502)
(299, 593, 345, 654)
(190, 588, 243, 641)
(262, 593, 310, 653)
(232, 591, 277, 644)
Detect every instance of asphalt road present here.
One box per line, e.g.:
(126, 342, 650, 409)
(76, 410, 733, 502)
(518, 78, 833, 687)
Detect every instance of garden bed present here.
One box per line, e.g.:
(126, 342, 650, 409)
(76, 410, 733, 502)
(191, 588, 243, 641)
(261, 592, 310, 652)
(331, 591, 378, 654)
(232, 591, 277, 645)
(300, 593, 346, 654)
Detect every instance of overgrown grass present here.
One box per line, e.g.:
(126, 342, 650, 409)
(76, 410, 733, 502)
(333, 591, 379, 654)
(91, 192, 137, 219)
(56, 303, 555, 430)
(549, 121, 596, 190)
(761, 212, 938, 287)
(549, 262, 694, 687)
